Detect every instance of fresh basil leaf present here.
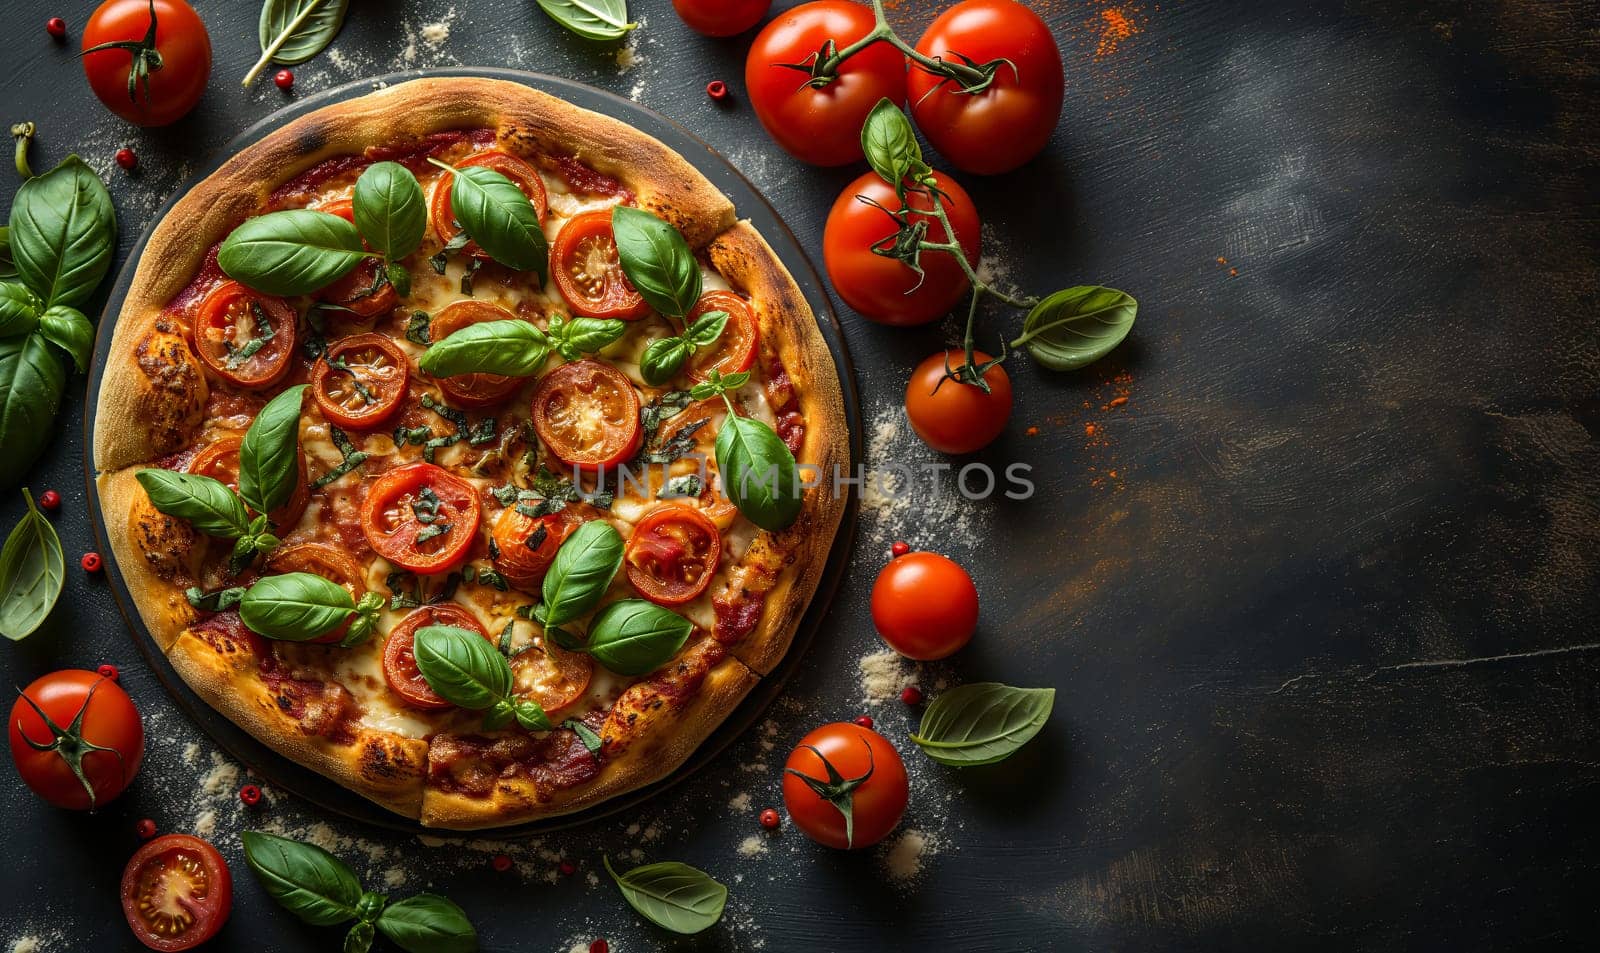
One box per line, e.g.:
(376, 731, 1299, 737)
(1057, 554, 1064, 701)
(611, 206, 700, 319)
(535, 0, 635, 41)
(861, 98, 924, 187)
(353, 161, 426, 262)
(715, 416, 801, 531)
(0, 226, 14, 280)
(0, 282, 41, 336)
(413, 625, 512, 710)
(639, 336, 690, 387)
(242, 830, 363, 927)
(238, 384, 307, 518)
(583, 599, 693, 676)
(218, 209, 368, 296)
(0, 334, 66, 488)
(375, 894, 477, 953)
(135, 469, 252, 538)
(418, 319, 550, 377)
(683, 309, 727, 349)
(1011, 286, 1137, 371)
(550, 314, 626, 360)
(186, 585, 247, 612)
(659, 474, 702, 500)
(910, 683, 1056, 766)
(345, 920, 375, 953)
(0, 488, 64, 641)
(8, 155, 116, 310)
(540, 519, 624, 627)
(240, 571, 356, 641)
(256, 0, 350, 67)
(603, 856, 726, 935)
(563, 718, 603, 755)
(34, 305, 92, 373)
(433, 161, 547, 277)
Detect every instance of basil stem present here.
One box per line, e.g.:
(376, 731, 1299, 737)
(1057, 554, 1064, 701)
(237, 384, 307, 519)
(413, 625, 550, 732)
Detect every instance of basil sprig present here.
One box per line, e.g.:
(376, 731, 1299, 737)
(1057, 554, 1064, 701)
(418, 319, 550, 378)
(909, 683, 1056, 766)
(603, 856, 726, 935)
(427, 158, 547, 279)
(218, 209, 369, 296)
(638, 308, 727, 386)
(0, 488, 64, 641)
(536, 519, 624, 627)
(549, 599, 692, 676)
(1009, 287, 1137, 371)
(413, 625, 551, 731)
(243, 831, 477, 953)
(690, 370, 802, 531)
(547, 313, 627, 361)
(238, 571, 384, 645)
(612, 207, 725, 385)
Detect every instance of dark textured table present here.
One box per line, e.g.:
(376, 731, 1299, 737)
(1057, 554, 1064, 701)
(3, 1, 1596, 950)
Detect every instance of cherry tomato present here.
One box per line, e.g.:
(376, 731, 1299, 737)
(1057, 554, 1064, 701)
(120, 833, 232, 951)
(745, 1, 907, 166)
(265, 543, 367, 645)
(904, 349, 1012, 453)
(315, 199, 399, 317)
(673, 0, 770, 36)
(625, 505, 722, 606)
(870, 550, 977, 660)
(686, 290, 759, 381)
(193, 281, 297, 389)
(531, 359, 643, 471)
(383, 604, 491, 709)
(81, 0, 211, 127)
(490, 502, 599, 591)
(188, 434, 309, 531)
(907, 0, 1064, 175)
(551, 210, 649, 320)
(431, 150, 548, 258)
(9, 670, 145, 810)
(311, 332, 410, 430)
(511, 639, 593, 717)
(782, 722, 907, 849)
(824, 170, 980, 326)
(360, 463, 482, 574)
(428, 301, 528, 409)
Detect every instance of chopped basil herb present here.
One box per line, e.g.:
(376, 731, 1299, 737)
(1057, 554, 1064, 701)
(225, 301, 276, 369)
(415, 522, 451, 544)
(490, 483, 520, 507)
(461, 257, 483, 296)
(638, 391, 692, 448)
(310, 426, 370, 489)
(563, 718, 603, 756)
(405, 310, 431, 344)
(642, 417, 708, 465)
(325, 354, 376, 402)
(487, 537, 501, 560)
(661, 474, 703, 499)
(185, 585, 247, 612)
(524, 523, 548, 551)
(497, 620, 516, 656)
(475, 567, 509, 591)
(412, 486, 442, 524)
(429, 231, 470, 274)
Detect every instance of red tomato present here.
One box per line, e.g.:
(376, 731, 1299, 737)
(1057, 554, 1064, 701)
(265, 543, 367, 645)
(311, 332, 410, 430)
(625, 505, 722, 606)
(315, 199, 399, 317)
(673, 0, 770, 36)
(511, 641, 593, 717)
(431, 150, 548, 258)
(904, 349, 1012, 453)
(188, 434, 309, 531)
(531, 359, 643, 471)
(427, 301, 529, 409)
(782, 722, 907, 849)
(490, 501, 599, 590)
(120, 834, 232, 951)
(745, 1, 908, 166)
(81, 0, 210, 127)
(360, 463, 482, 574)
(907, 0, 1064, 175)
(686, 291, 759, 381)
(870, 551, 977, 660)
(551, 210, 649, 320)
(824, 171, 980, 326)
(193, 281, 297, 389)
(383, 604, 491, 710)
(9, 670, 145, 810)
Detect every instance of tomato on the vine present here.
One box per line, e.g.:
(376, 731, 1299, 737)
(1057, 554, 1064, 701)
(904, 349, 1012, 453)
(120, 834, 232, 951)
(907, 0, 1064, 175)
(673, 0, 770, 37)
(824, 170, 980, 326)
(782, 722, 907, 849)
(871, 551, 978, 660)
(745, 1, 907, 166)
(81, 0, 211, 127)
(9, 670, 145, 810)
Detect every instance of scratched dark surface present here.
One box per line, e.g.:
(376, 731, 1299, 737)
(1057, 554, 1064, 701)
(3, 1, 1598, 951)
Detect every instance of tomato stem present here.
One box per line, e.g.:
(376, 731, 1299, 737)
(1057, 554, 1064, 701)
(798, 0, 1002, 93)
(10, 122, 35, 179)
(13, 677, 126, 809)
(783, 740, 875, 849)
(81, 0, 164, 106)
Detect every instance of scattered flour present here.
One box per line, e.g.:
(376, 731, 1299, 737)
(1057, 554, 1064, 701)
(728, 791, 752, 812)
(10, 939, 40, 953)
(859, 403, 983, 548)
(737, 835, 767, 857)
(882, 829, 939, 882)
(181, 742, 200, 765)
(859, 649, 919, 704)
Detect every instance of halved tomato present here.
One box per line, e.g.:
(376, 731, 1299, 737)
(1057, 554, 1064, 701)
(193, 281, 297, 389)
(531, 359, 643, 471)
(120, 834, 233, 951)
(315, 199, 399, 317)
(427, 300, 528, 409)
(551, 209, 650, 319)
(311, 332, 410, 430)
(490, 501, 599, 591)
(512, 639, 593, 717)
(266, 543, 368, 645)
(360, 462, 481, 574)
(189, 434, 309, 531)
(383, 604, 491, 710)
(624, 505, 722, 606)
(686, 290, 759, 381)
(431, 150, 549, 258)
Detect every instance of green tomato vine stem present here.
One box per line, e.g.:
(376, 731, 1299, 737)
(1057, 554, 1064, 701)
(796, 0, 998, 92)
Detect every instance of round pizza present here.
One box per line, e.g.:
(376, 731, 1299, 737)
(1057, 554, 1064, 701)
(91, 77, 848, 830)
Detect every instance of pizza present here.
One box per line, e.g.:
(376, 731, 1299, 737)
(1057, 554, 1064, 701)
(91, 78, 848, 829)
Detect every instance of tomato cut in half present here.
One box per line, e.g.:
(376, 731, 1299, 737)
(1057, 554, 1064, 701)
(189, 434, 309, 531)
(360, 462, 482, 574)
(531, 359, 643, 471)
(311, 332, 410, 430)
(490, 501, 599, 591)
(551, 210, 650, 320)
(511, 640, 594, 717)
(315, 199, 399, 317)
(625, 505, 723, 606)
(383, 604, 491, 710)
(427, 300, 528, 409)
(686, 290, 759, 381)
(431, 150, 549, 258)
(120, 834, 233, 951)
(266, 543, 369, 645)
(193, 281, 298, 389)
